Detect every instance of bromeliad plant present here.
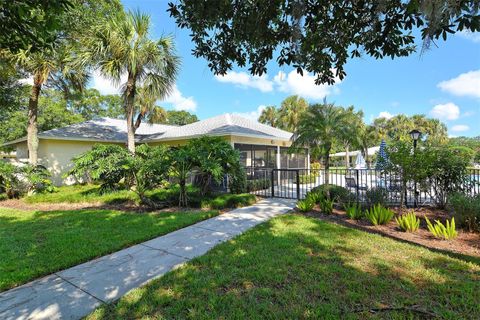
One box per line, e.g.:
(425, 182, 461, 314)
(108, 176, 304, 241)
(306, 190, 322, 204)
(344, 202, 363, 220)
(395, 210, 420, 232)
(425, 217, 458, 240)
(365, 204, 394, 225)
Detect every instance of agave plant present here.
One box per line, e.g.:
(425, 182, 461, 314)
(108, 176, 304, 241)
(425, 217, 457, 240)
(365, 204, 394, 225)
(395, 210, 420, 232)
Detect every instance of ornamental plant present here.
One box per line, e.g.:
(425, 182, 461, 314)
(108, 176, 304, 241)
(425, 217, 457, 240)
(395, 210, 420, 232)
(344, 202, 363, 220)
(297, 198, 315, 213)
(365, 204, 394, 225)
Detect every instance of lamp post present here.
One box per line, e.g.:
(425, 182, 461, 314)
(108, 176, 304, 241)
(409, 129, 421, 208)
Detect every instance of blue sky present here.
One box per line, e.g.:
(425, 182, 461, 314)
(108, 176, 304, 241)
(93, 0, 480, 137)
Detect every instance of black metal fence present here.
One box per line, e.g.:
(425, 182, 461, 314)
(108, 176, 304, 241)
(245, 167, 480, 206)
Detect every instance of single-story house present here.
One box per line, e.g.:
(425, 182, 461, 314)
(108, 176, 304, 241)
(2, 114, 309, 185)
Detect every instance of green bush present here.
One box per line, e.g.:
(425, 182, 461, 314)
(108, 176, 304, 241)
(246, 178, 271, 192)
(299, 174, 316, 184)
(344, 202, 363, 219)
(395, 210, 420, 232)
(229, 166, 247, 194)
(297, 198, 315, 212)
(0, 161, 22, 198)
(201, 193, 256, 210)
(310, 184, 354, 205)
(305, 190, 322, 204)
(365, 187, 389, 207)
(22, 164, 57, 194)
(448, 192, 480, 232)
(365, 204, 394, 225)
(319, 197, 334, 214)
(425, 217, 457, 240)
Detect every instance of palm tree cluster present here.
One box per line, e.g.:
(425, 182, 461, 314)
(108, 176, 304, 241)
(263, 98, 451, 179)
(2, 2, 180, 162)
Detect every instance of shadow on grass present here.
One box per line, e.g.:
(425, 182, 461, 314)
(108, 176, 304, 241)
(87, 214, 480, 320)
(0, 208, 216, 292)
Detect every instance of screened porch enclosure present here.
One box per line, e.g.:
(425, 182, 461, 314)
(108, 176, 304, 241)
(234, 143, 308, 169)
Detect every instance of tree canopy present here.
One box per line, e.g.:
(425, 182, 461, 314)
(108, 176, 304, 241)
(168, 0, 480, 84)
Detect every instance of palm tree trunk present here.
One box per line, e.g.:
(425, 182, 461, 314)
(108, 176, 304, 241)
(125, 73, 136, 154)
(27, 75, 42, 165)
(345, 145, 350, 168)
(324, 150, 330, 185)
(364, 146, 370, 169)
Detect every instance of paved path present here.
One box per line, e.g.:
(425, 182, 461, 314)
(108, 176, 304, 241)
(0, 198, 295, 320)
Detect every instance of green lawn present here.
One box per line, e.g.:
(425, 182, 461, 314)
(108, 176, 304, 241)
(88, 214, 480, 319)
(0, 207, 218, 292)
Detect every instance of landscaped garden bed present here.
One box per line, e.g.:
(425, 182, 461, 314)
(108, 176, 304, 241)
(86, 214, 480, 319)
(301, 206, 480, 258)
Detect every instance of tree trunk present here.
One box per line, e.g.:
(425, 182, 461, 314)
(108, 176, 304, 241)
(324, 150, 330, 185)
(345, 145, 350, 168)
(125, 73, 136, 154)
(364, 147, 370, 169)
(27, 75, 42, 165)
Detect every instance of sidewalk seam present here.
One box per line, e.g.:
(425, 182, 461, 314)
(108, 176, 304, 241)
(55, 273, 106, 304)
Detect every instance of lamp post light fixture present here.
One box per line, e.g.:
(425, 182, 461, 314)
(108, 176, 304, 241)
(409, 129, 421, 208)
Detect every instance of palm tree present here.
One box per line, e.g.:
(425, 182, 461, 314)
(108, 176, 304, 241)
(134, 87, 167, 128)
(258, 105, 278, 127)
(293, 102, 349, 184)
(358, 124, 381, 168)
(82, 10, 180, 153)
(7, 48, 87, 164)
(339, 106, 364, 168)
(278, 95, 308, 132)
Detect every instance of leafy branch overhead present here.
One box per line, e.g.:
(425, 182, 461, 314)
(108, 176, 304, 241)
(168, 0, 480, 84)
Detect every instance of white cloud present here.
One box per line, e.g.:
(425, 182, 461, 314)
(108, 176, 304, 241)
(215, 71, 273, 92)
(273, 70, 340, 100)
(376, 111, 394, 119)
(451, 124, 470, 132)
(438, 70, 480, 98)
(429, 102, 460, 120)
(233, 105, 266, 122)
(162, 85, 197, 111)
(457, 30, 480, 43)
(90, 70, 125, 95)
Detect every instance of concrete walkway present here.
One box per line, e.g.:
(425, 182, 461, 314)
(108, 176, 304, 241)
(0, 198, 295, 320)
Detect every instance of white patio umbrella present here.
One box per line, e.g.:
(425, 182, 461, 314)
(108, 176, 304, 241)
(355, 153, 366, 169)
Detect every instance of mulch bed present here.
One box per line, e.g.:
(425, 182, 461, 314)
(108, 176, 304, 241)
(300, 206, 480, 259)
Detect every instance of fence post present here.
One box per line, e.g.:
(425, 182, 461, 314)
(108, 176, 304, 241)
(355, 169, 360, 201)
(296, 169, 300, 199)
(271, 169, 275, 198)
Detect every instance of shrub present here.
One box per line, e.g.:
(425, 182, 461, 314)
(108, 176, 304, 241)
(448, 192, 480, 232)
(297, 198, 315, 212)
(202, 193, 256, 210)
(365, 187, 389, 207)
(395, 210, 420, 232)
(305, 190, 322, 204)
(68, 144, 132, 191)
(246, 178, 271, 192)
(365, 204, 394, 225)
(319, 197, 334, 214)
(310, 184, 354, 205)
(344, 202, 363, 219)
(0, 161, 22, 199)
(229, 166, 247, 194)
(425, 217, 457, 240)
(22, 164, 57, 194)
(299, 174, 316, 184)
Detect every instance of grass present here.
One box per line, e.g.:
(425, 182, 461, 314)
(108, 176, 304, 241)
(23, 184, 256, 210)
(0, 207, 218, 292)
(88, 214, 480, 319)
